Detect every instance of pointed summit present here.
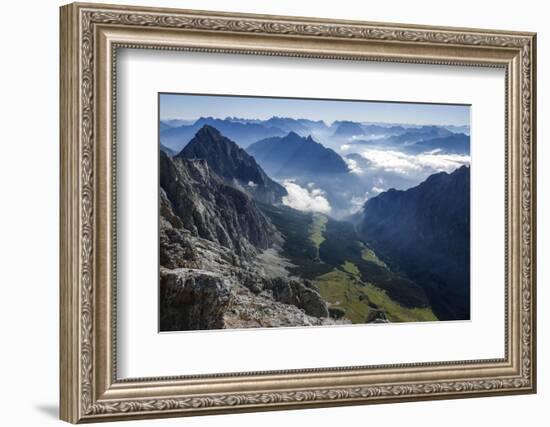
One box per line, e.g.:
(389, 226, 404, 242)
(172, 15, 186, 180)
(177, 126, 287, 204)
(247, 132, 349, 177)
(160, 118, 288, 152)
(194, 124, 222, 139)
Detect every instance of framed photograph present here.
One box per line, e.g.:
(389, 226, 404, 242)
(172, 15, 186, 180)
(60, 2, 537, 423)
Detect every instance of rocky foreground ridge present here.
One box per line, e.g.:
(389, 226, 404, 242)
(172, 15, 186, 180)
(159, 146, 346, 331)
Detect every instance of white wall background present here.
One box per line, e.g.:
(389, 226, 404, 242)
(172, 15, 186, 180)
(0, 0, 545, 425)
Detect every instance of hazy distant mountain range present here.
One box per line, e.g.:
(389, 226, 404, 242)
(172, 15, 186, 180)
(349, 125, 470, 155)
(160, 116, 470, 218)
(406, 133, 470, 154)
(160, 117, 287, 151)
(160, 116, 470, 154)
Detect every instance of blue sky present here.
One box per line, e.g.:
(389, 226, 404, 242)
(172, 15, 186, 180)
(160, 93, 470, 126)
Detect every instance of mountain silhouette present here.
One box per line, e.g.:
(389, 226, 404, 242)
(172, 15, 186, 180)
(247, 131, 349, 177)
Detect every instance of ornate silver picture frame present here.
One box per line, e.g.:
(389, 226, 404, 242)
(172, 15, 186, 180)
(60, 2, 536, 423)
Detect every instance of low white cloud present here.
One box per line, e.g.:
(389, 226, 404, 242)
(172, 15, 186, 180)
(352, 134, 386, 141)
(340, 144, 351, 151)
(350, 193, 369, 208)
(371, 186, 385, 194)
(344, 157, 364, 174)
(247, 181, 257, 188)
(358, 148, 470, 175)
(414, 152, 470, 172)
(282, 181, 331, 214)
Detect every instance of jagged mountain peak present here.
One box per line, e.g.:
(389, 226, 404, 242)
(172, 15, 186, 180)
(177, 126, 287, 204)
(194, 123, 223, 138)
(247, 131, 349, 177)
(277, 130, 305, 142)
(281, 131, 315, 143)
(177, 125, 251, 163)
(177, 124, 241, 157)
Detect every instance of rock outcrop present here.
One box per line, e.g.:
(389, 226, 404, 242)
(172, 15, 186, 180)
(160, 269, 232, 331)
(159, 265, 335, 331)
(265, 277, 329, 318)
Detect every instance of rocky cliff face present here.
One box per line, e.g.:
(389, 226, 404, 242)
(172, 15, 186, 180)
(159, 150, 341, 331)
(177, 125, 287, 204)
(359, 166, 470, 320)
(161, 150, 276, 259)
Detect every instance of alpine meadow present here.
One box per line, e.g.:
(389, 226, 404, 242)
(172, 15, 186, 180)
(158, 94, 471, 332)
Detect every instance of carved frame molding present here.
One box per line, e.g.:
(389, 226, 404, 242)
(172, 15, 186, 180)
(60, 2, 536, 423)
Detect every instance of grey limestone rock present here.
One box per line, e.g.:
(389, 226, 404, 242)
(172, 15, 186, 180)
(159, 268, 232, 331)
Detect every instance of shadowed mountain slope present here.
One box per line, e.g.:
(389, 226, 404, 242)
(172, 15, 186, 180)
(358, 166, 470, 320)
(247, 131, 349, 177)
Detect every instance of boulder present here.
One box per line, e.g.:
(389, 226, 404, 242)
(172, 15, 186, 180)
(266, 277, 329, 318)
(159, 269, 232, 331)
